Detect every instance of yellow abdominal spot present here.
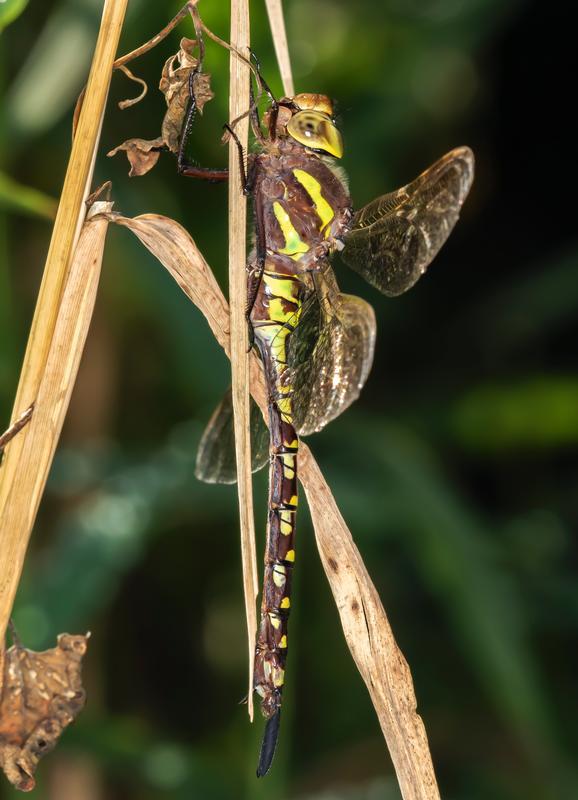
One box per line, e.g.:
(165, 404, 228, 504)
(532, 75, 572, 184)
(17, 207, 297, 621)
(273, 202, 309, 259)
(285, 550, 295, 562)
(272, 667, 285, 687)
(280, 597, 291, 609)
(280, 454, 295, 478)
(269, 612, 281, 630)
(279, 635, 287, 648)
(280, 510, 294, 535)
(277, 397, 292, 416)
(273, 565, 286, 588)
(288, 495, 298, 507)
(293, 169, 335, 236)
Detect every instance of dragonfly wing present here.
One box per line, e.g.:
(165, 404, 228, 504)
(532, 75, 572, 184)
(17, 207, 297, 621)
(195, 387, 270, 484)
(341, 146, 474, 296)
(289, 268, 376, 436)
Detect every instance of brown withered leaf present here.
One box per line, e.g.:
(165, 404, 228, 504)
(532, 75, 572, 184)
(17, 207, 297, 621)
(107, 137, 164, 177)
(159, 37, 214, 152)
(108, 38, 214, 177)
(0, 633, 89, 792)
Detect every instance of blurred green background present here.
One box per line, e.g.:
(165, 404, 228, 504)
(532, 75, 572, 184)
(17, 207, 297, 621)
(1, 0, 577, 798)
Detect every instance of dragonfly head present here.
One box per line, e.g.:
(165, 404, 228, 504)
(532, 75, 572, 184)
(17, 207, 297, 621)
(276, 93, 343, 159)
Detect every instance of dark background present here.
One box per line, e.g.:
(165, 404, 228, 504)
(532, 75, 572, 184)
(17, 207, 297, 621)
(1, 1, 577, 798)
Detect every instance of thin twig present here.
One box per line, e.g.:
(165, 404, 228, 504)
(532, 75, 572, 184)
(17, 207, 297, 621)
(228, 0, 258, 723)
(0, 406, 33, 453)
(113, 2, 197, 69)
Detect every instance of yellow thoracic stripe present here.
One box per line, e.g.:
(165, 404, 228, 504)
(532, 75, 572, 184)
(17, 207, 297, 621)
(273, 201, 309, 259)
(262, 272, 300, 303)
(292, 168, 335, 234)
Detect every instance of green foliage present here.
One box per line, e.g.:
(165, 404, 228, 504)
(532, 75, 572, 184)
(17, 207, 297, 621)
(0, 170, 56, 217)
(0, 0, 28, 34)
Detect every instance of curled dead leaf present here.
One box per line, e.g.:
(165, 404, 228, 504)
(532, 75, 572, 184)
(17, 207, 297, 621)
(107, 137, 164, 177)
(108, 38, 214, 177)
(0, 633, 89, 792)
(117, 64, 148, 110)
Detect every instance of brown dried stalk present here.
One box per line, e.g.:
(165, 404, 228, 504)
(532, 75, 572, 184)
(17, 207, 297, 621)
(264, 0, 294, 97)
(228, 0, 258, 721)
(0, 0, 127, 647)
(104, 211, 441, 800)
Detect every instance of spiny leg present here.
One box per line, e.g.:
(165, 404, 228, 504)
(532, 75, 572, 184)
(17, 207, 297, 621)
(222, 123, 249, 191)
(177, 69, 229, 182)
(245, 175, 266, 328)
(248, 49, 281, 142)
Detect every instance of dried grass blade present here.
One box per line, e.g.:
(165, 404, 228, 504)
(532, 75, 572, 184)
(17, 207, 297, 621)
(264, 0, 294, 97)
(228, 0, 258, 721)
(0, 206, 113, 643)
(0, 0, 128, 645)
(107, 211, 441, 799)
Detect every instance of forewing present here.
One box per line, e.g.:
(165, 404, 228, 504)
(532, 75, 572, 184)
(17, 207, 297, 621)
(342, 146, 474, 296)
(289, 269, 376, 436)
(195, 388, 269, 484)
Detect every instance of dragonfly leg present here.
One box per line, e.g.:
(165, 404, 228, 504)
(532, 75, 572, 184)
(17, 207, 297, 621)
(246, 179, 266, 322)
(248, 78, 265, 145)
(222, 123, 248, 191)
(177, 70, 229, 182)
(248, 49, 279, 143)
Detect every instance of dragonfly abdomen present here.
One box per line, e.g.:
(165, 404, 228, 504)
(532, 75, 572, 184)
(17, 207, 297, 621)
(252, 266, 304, 723)
(249, 145, 350, 776)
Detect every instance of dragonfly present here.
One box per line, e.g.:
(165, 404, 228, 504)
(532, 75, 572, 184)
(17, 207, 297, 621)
(177, 70, 474, 776)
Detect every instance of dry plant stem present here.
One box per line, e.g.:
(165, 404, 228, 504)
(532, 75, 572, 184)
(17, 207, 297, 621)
(117, 66, 148, 109)
(111, 2, 257, 82)
(108, 212, 441, 799)
(0, 207, 111, 648)
(0, 407, 33, 452)
(0, 0, 127, 647)
(264, 0, 294, 97)
(112, 2, 196, 70)
(228, 0, 258, 723)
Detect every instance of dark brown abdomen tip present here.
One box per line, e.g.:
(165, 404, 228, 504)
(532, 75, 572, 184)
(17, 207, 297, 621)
(256, 709, 282, 778)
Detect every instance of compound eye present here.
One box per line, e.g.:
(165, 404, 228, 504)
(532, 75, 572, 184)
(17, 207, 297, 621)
(299, 116, 318, 137)
(286, 110, 343, 158)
